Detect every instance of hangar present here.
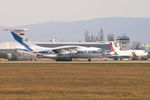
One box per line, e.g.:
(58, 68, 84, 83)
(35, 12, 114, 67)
(35, 41, 110, 51)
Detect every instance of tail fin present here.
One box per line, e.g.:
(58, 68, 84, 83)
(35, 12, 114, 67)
(109, 42, 114, 52)
(4, 29, 35, 52)
(109, 42, 120, 52)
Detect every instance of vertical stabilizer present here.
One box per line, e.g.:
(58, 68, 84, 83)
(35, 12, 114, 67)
(109, 42, 120, 53)
(4, 29, 35, 52)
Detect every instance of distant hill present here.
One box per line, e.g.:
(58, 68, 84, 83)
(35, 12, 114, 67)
(1, 17, 150, 43)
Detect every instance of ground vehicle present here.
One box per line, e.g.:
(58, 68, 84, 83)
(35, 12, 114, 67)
(0, 58, 8, 62)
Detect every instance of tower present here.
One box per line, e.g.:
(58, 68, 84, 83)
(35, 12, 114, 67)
(116, 34, 130, 50)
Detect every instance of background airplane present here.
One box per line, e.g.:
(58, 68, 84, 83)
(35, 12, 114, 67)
(107, 42, 148, 60)
(5, 29, 104, 61)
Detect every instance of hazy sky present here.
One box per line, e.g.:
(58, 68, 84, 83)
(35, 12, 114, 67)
(0, 0, 150, 26)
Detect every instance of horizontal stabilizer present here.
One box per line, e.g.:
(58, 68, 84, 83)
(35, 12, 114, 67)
(3, 29, 29, 33)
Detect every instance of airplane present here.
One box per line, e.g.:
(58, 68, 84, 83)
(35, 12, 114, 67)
(107, 42, 148, 60)
(4, 29, 104, 61)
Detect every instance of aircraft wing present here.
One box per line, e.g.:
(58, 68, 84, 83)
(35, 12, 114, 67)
(51, 45, 81, 53)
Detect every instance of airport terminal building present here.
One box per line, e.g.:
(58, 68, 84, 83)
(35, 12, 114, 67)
(35, 41, 110, 51)
(1, 40, 148, 60)
(0, 41, 110, 60)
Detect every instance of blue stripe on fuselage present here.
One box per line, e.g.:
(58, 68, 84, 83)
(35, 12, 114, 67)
(77, 51, 103, 54)
(37, 51, 54, 54)
(37, 51, 103, 54)
(11, 32, 33, 51)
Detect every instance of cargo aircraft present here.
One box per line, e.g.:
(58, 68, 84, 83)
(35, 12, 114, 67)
(5, 29, 104, 61)
(107, 42, 148, 60)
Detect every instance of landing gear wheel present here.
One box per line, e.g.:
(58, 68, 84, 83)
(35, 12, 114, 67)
(113, 58, 118, 60)
(88, 58, 91, 62)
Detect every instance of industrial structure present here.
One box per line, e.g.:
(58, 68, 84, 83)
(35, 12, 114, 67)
(85, 29, 104, 42)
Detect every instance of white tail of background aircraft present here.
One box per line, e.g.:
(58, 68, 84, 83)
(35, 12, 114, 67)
(109, 42, 119, 54)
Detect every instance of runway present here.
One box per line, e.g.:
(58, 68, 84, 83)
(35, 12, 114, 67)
(1, 60, 150, 64)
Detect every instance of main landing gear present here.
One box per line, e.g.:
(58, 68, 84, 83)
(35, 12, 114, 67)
(88, 58, 91, 62)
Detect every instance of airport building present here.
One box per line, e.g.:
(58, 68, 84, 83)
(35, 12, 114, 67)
(0, 42, 36, 60)
(142, 44, 150, 57)
(116, 35, 130, 50)
(0, 41, 111, 60)
(1, 39, 148, 60)
(35, 41, 110, 51)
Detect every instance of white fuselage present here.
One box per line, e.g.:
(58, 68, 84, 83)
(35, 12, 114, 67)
(108, 42, 148, 59)
(110, 49, 148, 58)
(24, 45, 103, 58)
